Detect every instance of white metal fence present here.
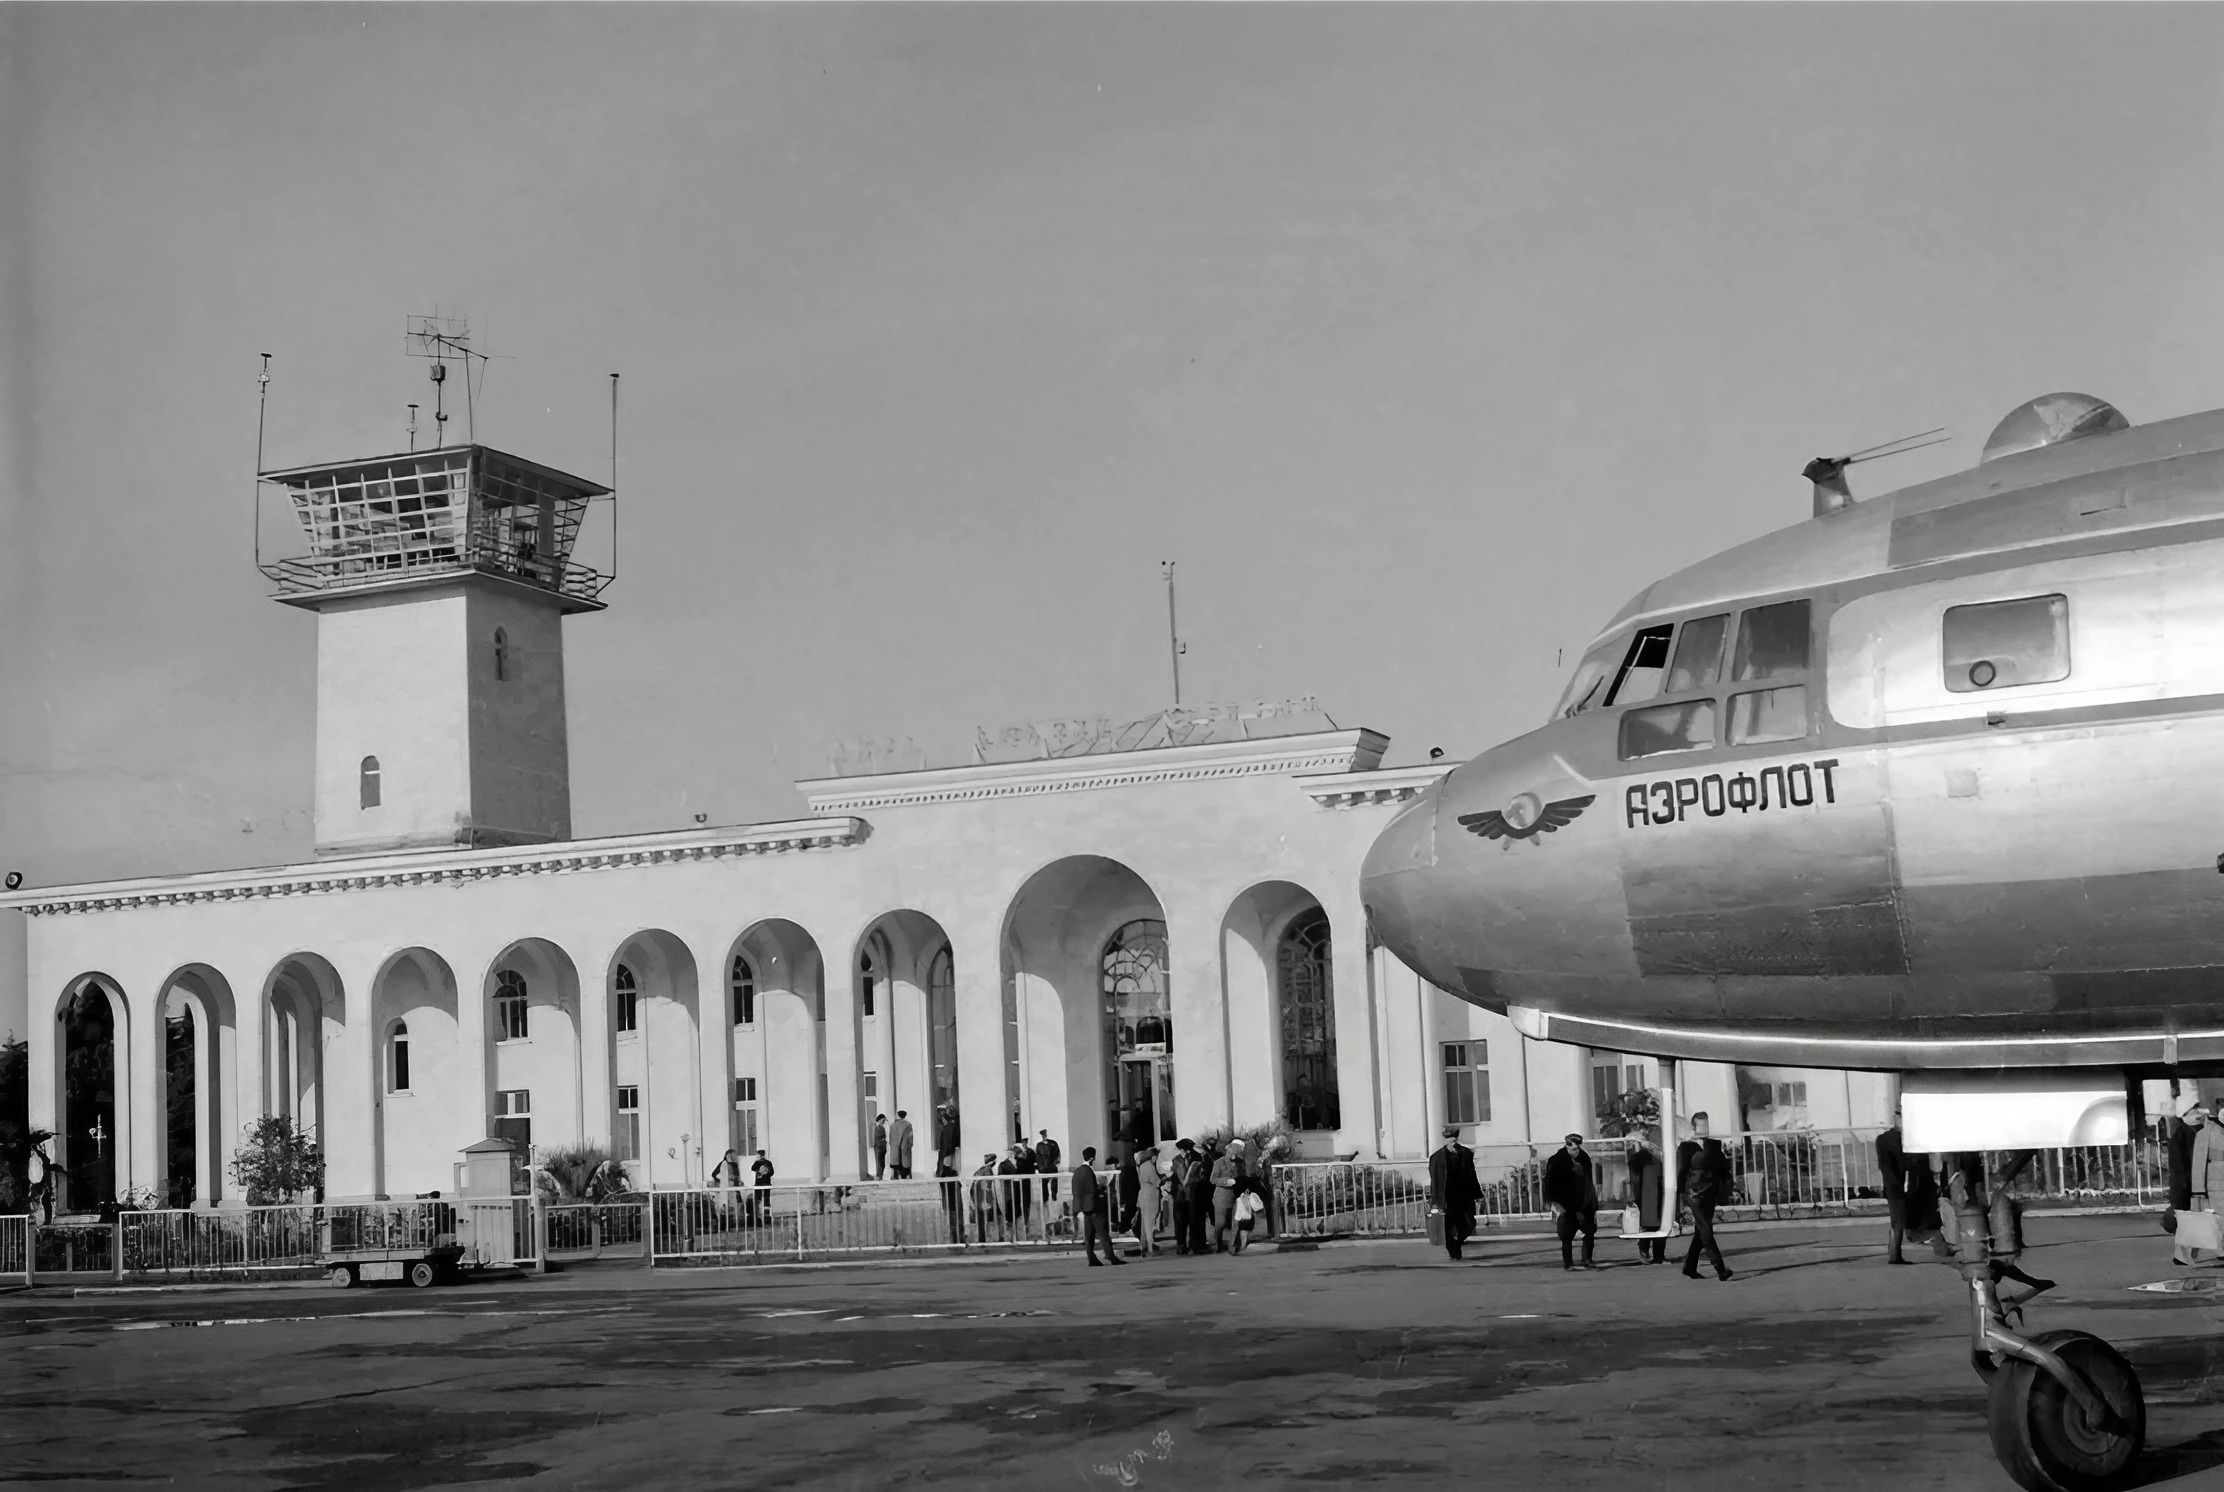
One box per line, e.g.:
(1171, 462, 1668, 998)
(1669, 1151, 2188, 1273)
(7, 1127, 2173, 1283)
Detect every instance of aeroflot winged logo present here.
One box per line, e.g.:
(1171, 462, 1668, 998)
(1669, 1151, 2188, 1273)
(1458, 793, 1596, 842)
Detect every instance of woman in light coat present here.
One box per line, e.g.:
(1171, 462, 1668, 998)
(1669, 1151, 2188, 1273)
(2181, 1107, 2224, 1265)
(1134, 1145, 1164, 1255)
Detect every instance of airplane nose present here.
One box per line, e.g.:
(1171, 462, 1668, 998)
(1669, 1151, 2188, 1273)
(1360, 788, 1439, 968)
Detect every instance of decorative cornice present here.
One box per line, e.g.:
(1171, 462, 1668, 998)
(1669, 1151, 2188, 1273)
(797, 729, 1390, 814)
(1298, 763, 1454, 810)
(0, 818, 867, 918)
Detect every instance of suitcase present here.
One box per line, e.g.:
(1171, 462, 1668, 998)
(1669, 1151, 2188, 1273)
(1425, 1207, 1445, 1248)
(2176, 1208, 2224, 1253)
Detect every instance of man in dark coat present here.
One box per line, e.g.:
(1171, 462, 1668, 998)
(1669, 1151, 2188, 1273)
(1168, 1138, 1203, 1254)
(1543, 1132, 1600, 1270)
(1677, 1112, 1734, 1281)
(1428, 1125, 1484, 1260)
(1073, 1146, 1122, 1266)
(1035, 1131, 1061, 1202)
(1877, 1107, 1954, 1264)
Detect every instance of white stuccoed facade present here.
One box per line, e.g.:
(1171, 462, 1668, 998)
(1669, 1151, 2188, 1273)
(4, 441, 1890, 1210)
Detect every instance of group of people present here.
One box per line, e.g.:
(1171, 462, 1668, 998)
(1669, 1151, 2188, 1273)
(1424, 1112, 1738, 1279)
(1057, 1133, 1282, 1265)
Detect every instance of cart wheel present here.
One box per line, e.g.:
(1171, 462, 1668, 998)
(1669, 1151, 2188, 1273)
(408, 1261, 438, 1289)
(328, 1264, 355, 1289)
(1986, 1330, 2144, 1492)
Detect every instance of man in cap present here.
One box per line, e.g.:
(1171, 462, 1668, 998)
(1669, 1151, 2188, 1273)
(1543, 1131, 1601, 1271)
(1428, 1124, 1484, 1261)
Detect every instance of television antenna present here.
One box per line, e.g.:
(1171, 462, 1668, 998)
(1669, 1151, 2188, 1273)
(406, 313, 500, 446)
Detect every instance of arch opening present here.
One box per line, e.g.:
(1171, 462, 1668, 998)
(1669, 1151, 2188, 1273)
(852, 911, 958, 1180)
(726, 920, 826, 1185)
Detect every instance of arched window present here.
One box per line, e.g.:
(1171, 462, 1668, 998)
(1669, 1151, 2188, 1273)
(858, 941, 880, 1018)
(389, 1021, 411, 1093)
(1102, 919, 1171, 1054)
(731, 955, 756, 1026)
(492, 627, 511, 682)
(1277, 909, 1339, 1131)
(927, 945, 958, 1109)
(614, 963, 638, 1035)
(359, 755, 381, 809)
(495, 968, 528, 1042)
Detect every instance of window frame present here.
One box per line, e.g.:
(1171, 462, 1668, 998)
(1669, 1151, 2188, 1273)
(492, 626, 511, 682)
(1440, 1041, 1490, 1128)
(495, 969, 529, 1043)
(388, 1020, 410, 1095)
(614, 963, 639, 1037)
(615, 1085, 641, 1163)
(1609, 597, 1819, 763)
(731, 955, 756, 1027)
(359, 755, 381, 810)
(1942, 592, 2072, 694)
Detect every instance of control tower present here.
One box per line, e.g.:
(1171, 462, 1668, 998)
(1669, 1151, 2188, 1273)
(259, 444, 611, 857)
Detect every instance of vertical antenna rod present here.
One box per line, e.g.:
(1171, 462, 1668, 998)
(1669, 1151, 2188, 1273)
(609, 373, 620, 584)
(407, 403, 419, 452)
(253, 353, 272, 567)
(1162, 560, 1183, 707)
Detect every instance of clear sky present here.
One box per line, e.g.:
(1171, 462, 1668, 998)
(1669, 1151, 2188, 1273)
(5, 3, 2223, 889)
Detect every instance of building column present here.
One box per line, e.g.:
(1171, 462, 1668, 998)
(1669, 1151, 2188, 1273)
(123, 981, 156, 1203)
(1167, 909, 1231, 1140)
(952, 926, 1008, 1173)
(1324, 892, 1380, 1159)
(321, 955, 377, 1200)
(575, 946, 614, 1152)
(695, 935, 735, 1170)
(822, 949, 865, 1184)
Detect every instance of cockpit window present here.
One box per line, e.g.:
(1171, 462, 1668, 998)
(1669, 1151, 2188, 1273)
(1556, 639, 1621, 718)
(1620, 699, 1717, 759)
(1943, 594, 2069, 693)
(1604, 625, 1674, 707)
(1732, 600, 1810, 682)
(1665, 613, 1729, 693)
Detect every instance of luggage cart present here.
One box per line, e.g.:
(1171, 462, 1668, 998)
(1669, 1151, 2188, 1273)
(320, 1199, 467, 1289)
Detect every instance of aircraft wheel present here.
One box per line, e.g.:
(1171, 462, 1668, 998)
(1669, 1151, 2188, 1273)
(327, 1264, 355, 1289)
(408, 1260, 438, 1289)
(1986, 1330, 2144, 1492)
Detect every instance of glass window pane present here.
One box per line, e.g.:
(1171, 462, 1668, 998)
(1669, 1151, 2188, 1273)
(1943, 593, 2070, 692)
(1618, 698, 1717, 760)
(1666, 614, 1729, 693)
(1732, 600, 1811, 682)
(1727, 684, 1808, 745)
(1556, 639, 1624, 719)
(1605, 626, 1674, 707)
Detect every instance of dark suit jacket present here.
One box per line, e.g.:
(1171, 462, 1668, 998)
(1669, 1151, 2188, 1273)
(1072, 1163, 1105, 1213)
(1429, 1143, 1483, 1215)
(1543, 1148, 1598, 1213)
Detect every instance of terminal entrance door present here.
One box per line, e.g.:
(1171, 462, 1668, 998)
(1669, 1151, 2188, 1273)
(1115, 1054, 1176, 1153)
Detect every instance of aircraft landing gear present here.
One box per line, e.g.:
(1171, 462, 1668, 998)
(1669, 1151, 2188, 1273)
(1953, 1165, 2144, 1490)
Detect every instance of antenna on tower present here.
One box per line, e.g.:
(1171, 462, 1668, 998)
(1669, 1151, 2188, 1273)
(253, 353, 273, 570)
(1162, 561, 1186, 707)
(406, 313, 498, 445)
(407, 403, 419, 452)
(609, 372, 620, 586)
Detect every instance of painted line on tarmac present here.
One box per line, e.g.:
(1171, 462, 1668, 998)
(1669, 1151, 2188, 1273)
(104, 1305, 619, 1332)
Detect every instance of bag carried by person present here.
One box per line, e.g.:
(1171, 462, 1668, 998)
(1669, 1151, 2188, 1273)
(1425, 1206, 1445, 1248)
(1235, 1192, 1260, 1226)
(2177, 1207, 2224, 1253)
(1620, 1204, 1643, 1236)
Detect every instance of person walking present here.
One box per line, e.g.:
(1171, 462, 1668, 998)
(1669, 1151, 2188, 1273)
(971, 1153, 1002, 1243)
(1544, 1133, 1600, 1271)
(1074, 1147, 1122, 1266)
(1134, 1144, 1164, 1256)
(1625, 1132, 1667, 1263)
(1678, 1113, 1734, 1282)
(1169, 1139, 1203, 1254)
(26, 1132, 59, 1226)
(934, 1105, 960, 1176)
(889, 1111, 915, 1180)
(1877, 1108, 1955, 1265)
(1209, 1139, 1248, 1254)
(1035, 1131, 1062, 1202)
(935, 1154, 964, 1243)
(1427, 1125, 1483, 1261)
(1116, 1150, 1141, 1241)
(870, 1114, 889, 1181)
(2184, 1108, 2224, 1266)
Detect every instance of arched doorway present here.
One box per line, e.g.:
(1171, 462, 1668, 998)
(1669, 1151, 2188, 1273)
(262, 955, 341, 1150)
(481, 940, 583, 1189)
(372, 948, 462, 1198)
(152, 965, 237, 1209)
(607, 931, 700, 1189)
(1001, 857, 1168, 1159)
(727, 920, 826, 1183)
(852, 911, 958, 1176)
(1221, 882, 1339, 1137)
(56, 977, 125, 1212)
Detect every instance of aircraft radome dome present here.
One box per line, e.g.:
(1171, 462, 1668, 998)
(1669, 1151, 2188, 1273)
(1980, 392, 2129, 464)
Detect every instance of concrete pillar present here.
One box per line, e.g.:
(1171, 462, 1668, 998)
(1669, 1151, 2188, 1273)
(1324, 891, 1379, 1159)
(323, 956, 377, 1199)
(575, 945, 613, 1151)
(1167, 910, 1230, 1140)
(822, 952, 865, 1183)
(952, 927, 1008, 1174)
(695, 935, 734, 1171)
(124, 981, 159, 1203)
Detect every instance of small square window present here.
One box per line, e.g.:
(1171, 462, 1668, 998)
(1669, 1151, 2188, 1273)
(1727, 685, 1808, 745)
(1732, 600, 1811, 682)
(1944, 594, 2070, 693)
(1619, 699, 1717, 760)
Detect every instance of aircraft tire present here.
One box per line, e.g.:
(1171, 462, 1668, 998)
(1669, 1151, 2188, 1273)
(1986, 1330, 2144, 1492)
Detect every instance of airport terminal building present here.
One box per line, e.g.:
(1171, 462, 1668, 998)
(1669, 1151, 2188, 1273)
(8, 440, 1890, 1209)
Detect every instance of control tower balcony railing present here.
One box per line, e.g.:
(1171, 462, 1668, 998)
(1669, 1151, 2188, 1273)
(257, 444, 612, 608)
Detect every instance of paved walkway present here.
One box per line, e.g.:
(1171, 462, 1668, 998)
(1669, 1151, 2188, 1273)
(6, 1214, 2224, 1490)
